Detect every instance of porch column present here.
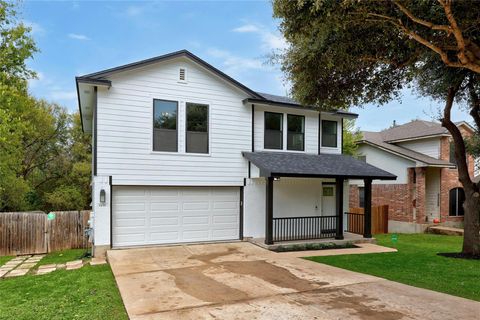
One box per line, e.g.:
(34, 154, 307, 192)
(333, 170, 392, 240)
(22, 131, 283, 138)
(265, 176, 274, 245)
(363, 178, 373, 238)
(335, 177, 344, 240)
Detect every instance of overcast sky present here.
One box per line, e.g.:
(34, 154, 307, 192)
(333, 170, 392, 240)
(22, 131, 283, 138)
(23, 0, 470, 132)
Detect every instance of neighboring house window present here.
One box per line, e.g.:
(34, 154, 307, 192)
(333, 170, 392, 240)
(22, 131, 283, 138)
(449, 141, 456, 165)
(153, 99, 178, 152)
(287, 114, 305, 151)
(186, 103, 209, 154)
(449, 187, 465, 216)
(358, 187, 365, 208)
(264, 112, 283, 150)
(321, 120, 337, 148)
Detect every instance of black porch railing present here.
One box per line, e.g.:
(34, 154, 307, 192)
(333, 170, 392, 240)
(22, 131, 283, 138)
(345, 212, 364, 235)
(272, 215, 337, 242)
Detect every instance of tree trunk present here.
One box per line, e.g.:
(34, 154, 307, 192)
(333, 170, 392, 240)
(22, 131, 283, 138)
(462, 189, 480, 255)
(441, 86, 480, 256)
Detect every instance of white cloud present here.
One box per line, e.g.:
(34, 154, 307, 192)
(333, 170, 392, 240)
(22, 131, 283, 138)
(24, 20, 45, 36)
(68, 33, 90, 41)
(125, 5, 143, 17)
(206, 48, 263, 73)
(50, 90, 77, 101)
(232, 23, 287, 51)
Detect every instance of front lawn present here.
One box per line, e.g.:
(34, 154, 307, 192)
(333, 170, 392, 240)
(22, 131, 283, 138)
(305, 234, 480, 301)
(36, 248, 88, 266)
(0, 251, 127, 320)
(0, 256, 12, 267)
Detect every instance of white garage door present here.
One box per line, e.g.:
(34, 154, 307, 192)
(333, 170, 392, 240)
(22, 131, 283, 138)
(112, 186, 240, 247)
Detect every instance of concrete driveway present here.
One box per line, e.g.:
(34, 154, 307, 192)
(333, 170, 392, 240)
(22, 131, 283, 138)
(108, 242, 479, 320)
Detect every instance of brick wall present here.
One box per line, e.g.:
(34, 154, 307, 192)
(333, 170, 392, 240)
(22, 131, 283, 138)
(349, 183, 412, 222)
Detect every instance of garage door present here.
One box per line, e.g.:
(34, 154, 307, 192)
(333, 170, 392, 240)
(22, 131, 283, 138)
(112, 186, 240, 247)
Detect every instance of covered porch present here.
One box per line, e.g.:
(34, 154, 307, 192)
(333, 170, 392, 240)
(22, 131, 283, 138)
(243, 152, 396, 245)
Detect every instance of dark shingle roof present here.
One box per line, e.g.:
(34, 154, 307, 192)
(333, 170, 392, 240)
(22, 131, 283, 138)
(243, 151, 396, 180)
(360, 131, 455, 167)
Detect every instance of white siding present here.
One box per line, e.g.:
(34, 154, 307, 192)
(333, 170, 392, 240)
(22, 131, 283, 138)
(356, 144, 415, 184)
(96, 57, 251, 186)
(244, 178, 349, 238)
(397, 138, 441, 159)
(253, 104, 319, 154)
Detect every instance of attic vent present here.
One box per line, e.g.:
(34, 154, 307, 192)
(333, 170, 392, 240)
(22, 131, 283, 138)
(179, 68, 187, 82)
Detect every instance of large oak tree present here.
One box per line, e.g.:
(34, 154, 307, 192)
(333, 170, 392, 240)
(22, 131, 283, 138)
(273, 0, 480, 255)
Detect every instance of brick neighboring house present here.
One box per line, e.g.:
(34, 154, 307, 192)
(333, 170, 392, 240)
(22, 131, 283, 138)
(349, 120, 477, 233)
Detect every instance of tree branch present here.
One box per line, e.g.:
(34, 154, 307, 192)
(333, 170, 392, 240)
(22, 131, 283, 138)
(393, 1, 451, 33)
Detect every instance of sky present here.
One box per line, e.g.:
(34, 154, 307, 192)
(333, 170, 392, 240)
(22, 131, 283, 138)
(22, 0, 470, 132)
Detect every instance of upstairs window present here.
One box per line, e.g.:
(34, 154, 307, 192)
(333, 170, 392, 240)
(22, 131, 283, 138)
(186, 103, 209, 154)
(449, 187, 465, 216)
(322, 120, 338, 148)
(264, 112, 283, 150)
(153, 99, 178, 152)
(287, 114, 305, 151)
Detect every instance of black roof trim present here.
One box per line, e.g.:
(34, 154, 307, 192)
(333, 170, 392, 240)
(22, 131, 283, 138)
(77, 49, 263, 99)
(243, 151, 396, 180)
(243, 97, 358, 118)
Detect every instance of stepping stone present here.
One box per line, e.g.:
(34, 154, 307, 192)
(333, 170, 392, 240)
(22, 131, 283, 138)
(0, 270, 9, 278)
(35, 267, 56, 275)
(38, 264, 57, 269)
(66, 260, 83, 266)
(65, 260, 83, 270)
(17, 263, 37, 269)
(5, 269, 28, 277)
(90, 258, 107, 266)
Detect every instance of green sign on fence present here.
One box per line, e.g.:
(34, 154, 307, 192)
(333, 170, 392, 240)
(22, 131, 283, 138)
(391, 233, 398, 243)
(47, 212, 56, 221)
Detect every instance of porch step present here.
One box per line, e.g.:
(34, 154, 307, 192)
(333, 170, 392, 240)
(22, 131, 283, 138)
(247, 234, 376, 252)
(427, 226, 464, 236)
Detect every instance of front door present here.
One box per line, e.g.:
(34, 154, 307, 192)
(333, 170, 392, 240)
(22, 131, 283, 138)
(321, 184, 336, 216)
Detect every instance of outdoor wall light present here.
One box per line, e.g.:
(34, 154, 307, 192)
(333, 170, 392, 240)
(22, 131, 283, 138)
(99, 189, 106, 206)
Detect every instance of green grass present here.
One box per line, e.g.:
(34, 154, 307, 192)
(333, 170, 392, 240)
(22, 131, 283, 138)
(0, 256, 13, 267)
(0, 264, 128, 320)
(305, 234, 480, 301)
(36, 248, 89, 267)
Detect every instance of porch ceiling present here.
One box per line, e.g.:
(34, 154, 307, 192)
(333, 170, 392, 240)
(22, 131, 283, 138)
(243, 151, 397, 180)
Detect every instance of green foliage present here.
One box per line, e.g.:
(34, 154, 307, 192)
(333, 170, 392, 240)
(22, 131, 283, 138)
(342, 119, 362, 156)
(306, 234, 480, 301)
(44, 186, 86, 211)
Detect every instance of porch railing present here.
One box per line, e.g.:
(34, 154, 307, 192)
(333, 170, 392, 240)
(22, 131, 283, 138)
(345, 212, 364, 235)
(272, 215, 337, 242)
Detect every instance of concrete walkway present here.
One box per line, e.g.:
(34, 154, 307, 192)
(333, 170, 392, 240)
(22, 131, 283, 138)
(108, 242, 480, 320)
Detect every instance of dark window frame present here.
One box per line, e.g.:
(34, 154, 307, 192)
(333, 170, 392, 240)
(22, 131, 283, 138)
(287, 114, 305, 151)
(321, 120, 338, 148)
(264, 112, 284, 150)
(185, 102, 209, 154)
(449, 187, 465, 216)
(152, 98, 179, 152)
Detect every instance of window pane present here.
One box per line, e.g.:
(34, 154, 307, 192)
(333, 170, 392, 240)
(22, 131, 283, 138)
(287, 114, 304, 151)
(322, 120, 337, 148)
(186, 103, 208, 153)
(153, 99, 177, 152)
(264, 112, 283, 149)
(458, 188, 465, 216)
(359, 187, 365, 208)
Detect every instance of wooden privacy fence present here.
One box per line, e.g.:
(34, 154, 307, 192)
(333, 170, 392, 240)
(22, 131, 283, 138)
(345, 205, 389, 235)
(0, 210, 91, 256)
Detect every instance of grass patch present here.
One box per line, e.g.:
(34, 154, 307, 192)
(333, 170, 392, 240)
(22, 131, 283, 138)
(37, 248, 89, 267)
(0, 256, 13, 267)
(0, 264, 127, 320)
(305, 234, 480, 301)
(273, 242, 357, 252)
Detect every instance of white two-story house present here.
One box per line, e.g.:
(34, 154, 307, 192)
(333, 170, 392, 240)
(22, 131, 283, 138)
(76, 50, 395, 257)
